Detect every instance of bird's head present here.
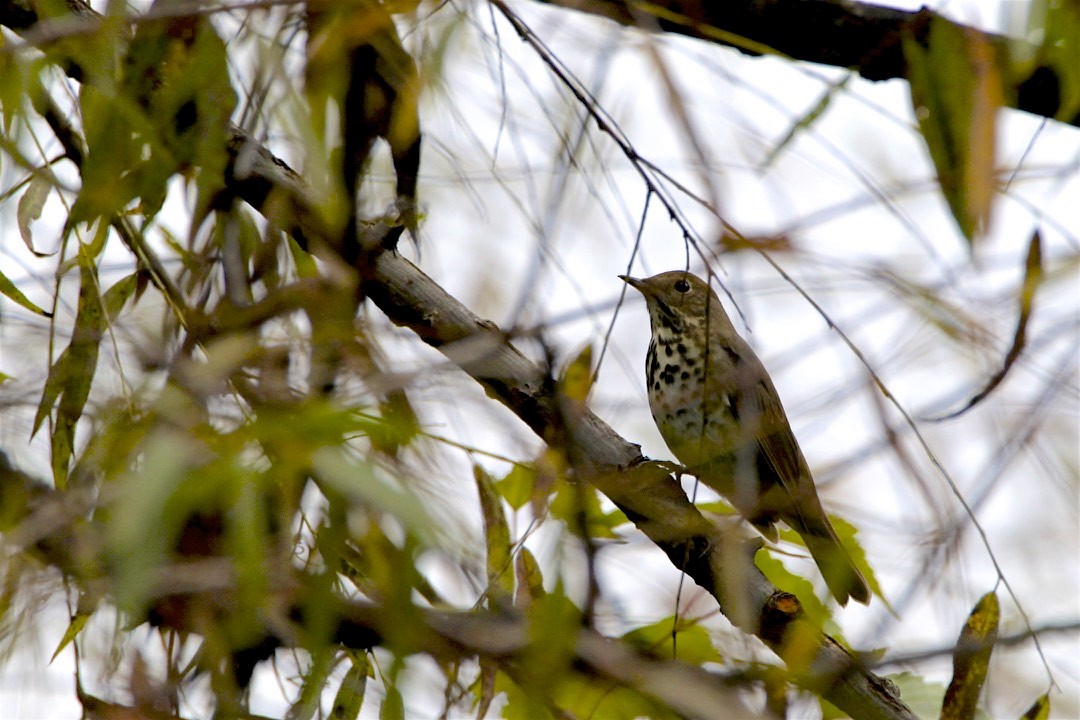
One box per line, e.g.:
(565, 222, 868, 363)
(619, 271, 732, 335)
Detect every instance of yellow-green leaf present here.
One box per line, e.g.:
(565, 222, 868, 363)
(0, 267, 50, 317)
(17, 171, 51, 255)
(1020, 693, 1050, 720)
(379, 683, 404, 720)
(330, 653, 370, 720)
(558, 343, 593, 408)
(903, 16, 1002, 244)
(496, 464, 535, 511)
(942, 591, 999, 720)
(48, 251, 106, 487)
(101, 272, 139, 322)
(622, 616, 723, 664)
(755, 546, 832, 627)
(475, 464, 514, 601)
(291, 646, 336, 720)
(50, 612, 90, 663)
(513, 547, 544, 608)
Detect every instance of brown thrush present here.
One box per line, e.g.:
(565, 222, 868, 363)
(621, 271, 870, 605)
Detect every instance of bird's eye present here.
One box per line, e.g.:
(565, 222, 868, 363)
(674, 279, 691, 293)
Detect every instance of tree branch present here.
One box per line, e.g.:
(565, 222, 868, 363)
(534, 0, 1080, 128)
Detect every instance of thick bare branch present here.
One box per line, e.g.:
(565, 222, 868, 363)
(533, 0, 1079, 128)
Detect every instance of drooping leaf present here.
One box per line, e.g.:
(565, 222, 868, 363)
(0, 266, 51, 317)
(379, 682, 404, 720)
(557, 343, 593, 410)
(17, 170, 52, 255)
(187, 21, 238, 222)
(101, 272, 139, 322)
(522, 590, 579, 692)
(0, 53, 28, 134)
(1020, 693, 1051, 720)
(330, 652, 371, 720)
(928, 230, 1044, 421)
(291, 647, 339, 720)
(514, 547, 544, 609)
(903, 16, 1002, 244)
(942, 591, 999, 720)
(49, 250, 107, 487)
(50, 612, 90, 663)
(475, 464, 514, 603)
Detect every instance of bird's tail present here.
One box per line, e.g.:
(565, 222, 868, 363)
(800, 517, 871, 606)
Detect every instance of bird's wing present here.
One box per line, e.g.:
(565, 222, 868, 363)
(728, 355, 821, 524)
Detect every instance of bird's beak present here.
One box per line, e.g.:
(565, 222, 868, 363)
(619, 275, 647, 294)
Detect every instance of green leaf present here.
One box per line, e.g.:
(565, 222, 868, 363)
(475, 464, 514, 602)
(557, 343, 593, 407)
(0, 266, 50, 317)
(49, 250, 106, 487)
(50, 612, 90, 663)
(330, 653, 370, 720)
(69, 86, 142, 227)
(496, 464, 536, 511)
(291, 647, 338, 720)
(226, 471, 270, 634)
(17, 170, 51, 255)
(549, 481, 621, 540)
(34, 345, 72, 438)
(379, 683, 404, 720)
(903, 16, 1002, 243)
(514, 547, 544, 608)
(0, 53, 27, 134)
(556, 674, 679, 720)
(622, 616, 723, 664)
(187, 21, 238, 222)
(754, 547, 832, 627)
(942, 591, 999, 720)
(824, 515, 886, 606)
(288, 235, 320, 278)
(101, 272, 139, 322)
(1020, 693, 1051, 720)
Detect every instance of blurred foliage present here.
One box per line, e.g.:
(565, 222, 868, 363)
(0, 0, 1073, 718)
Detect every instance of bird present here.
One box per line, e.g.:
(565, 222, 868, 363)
(620, 271, 870, 605)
